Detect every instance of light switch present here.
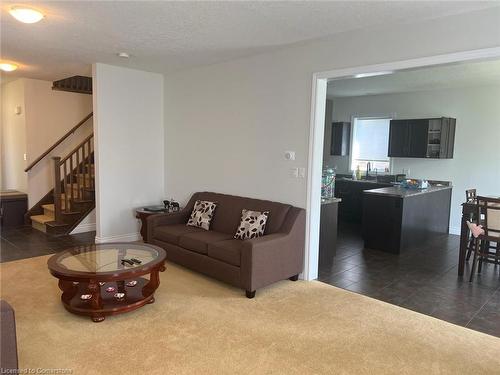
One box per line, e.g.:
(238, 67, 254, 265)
(298, 167, 306, 178)
(15, 106, 22, 115)
(290, 168, 299, 178)
(23, 153, 27, 161)
(284, 151, 295, 161)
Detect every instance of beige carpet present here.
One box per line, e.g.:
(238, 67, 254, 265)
(1, 255, 500, 375)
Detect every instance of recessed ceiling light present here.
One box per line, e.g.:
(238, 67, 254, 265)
(9, 6, 44, 24)
(354, 71, 394, 79)
(117, 52, 130, 59)
(0, 63, 18, 72)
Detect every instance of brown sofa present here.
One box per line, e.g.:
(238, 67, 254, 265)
(147, 192, 305, 298)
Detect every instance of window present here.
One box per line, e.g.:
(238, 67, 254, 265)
(350, 117, 391, 173)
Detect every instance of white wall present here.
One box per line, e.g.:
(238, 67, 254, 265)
(92, 63, 164, 242)
(329, 86, 500, 233)
(163, 7, 500, 209)
(1, 79, 27, 192)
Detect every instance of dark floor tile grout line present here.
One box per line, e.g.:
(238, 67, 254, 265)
(464, 289, 498, 327)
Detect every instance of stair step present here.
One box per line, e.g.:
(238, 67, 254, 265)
(42, 204, 55, 216)
(74, 173, 95, 184)
(30, 214, 54, 233)
(31, 214, 54, 224)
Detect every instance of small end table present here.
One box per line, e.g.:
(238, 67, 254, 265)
(136, 207, 167, 242)
(136, 206, 183, 242)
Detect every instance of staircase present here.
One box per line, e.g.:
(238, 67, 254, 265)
(25, 115, 95, 236)
(52, 76, 92, 95)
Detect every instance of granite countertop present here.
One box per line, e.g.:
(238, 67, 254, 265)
(321, 197, 342, 204)
(363, 185, 452, 198)
(337, 178, 392, 185)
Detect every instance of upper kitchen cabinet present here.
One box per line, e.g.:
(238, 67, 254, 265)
(330, 122, 351, 156)
(388, 117, 456, 159)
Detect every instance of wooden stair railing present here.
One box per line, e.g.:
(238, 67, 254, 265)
(24, 112, 93, 172)
(52, 133, 94, 223)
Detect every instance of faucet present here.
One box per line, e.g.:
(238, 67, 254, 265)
(366, 162, 371, 179)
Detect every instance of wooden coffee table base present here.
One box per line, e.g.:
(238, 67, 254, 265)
(57, 267, 164, 322)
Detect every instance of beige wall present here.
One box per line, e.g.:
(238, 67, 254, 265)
(1, 77, 95, 232)
(163, 8, 500, 209)
(1, 79, 28, 192)
(92, 64, 164, 242)
(23, 78, 93, 207)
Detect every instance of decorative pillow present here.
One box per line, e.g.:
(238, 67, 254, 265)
(234, 209, 269, 240)
(186, 200, 217, 231)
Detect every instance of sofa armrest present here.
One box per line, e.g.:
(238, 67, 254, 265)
(240, 208, 305, 291)
(146, 210, 191, 241)
(0, 300, 18, 371)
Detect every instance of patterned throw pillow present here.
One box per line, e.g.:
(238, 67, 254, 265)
(186, 200, 217, 231)
(234, 209, 269, 240)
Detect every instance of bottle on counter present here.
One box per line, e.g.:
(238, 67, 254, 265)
(355, 165, 362, 181)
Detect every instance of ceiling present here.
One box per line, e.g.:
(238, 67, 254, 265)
(1, 1, 499, 82)
(327, 59, 500, 97)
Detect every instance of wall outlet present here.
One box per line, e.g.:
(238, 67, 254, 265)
(284, 151, 296, 161)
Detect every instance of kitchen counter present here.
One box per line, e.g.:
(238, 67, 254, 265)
(364, 185, 452, 198)
(321, 197, 341, 204)
(362, 184, 452, 254)
(320, 197, 340, 264)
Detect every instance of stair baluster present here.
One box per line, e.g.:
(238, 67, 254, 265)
(52, 157, 62, 222)
(76, 146, 81, 200)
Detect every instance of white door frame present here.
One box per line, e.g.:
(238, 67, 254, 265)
(303, 46, 500, 281)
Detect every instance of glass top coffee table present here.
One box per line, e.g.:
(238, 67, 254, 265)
(47, 243, 166, 322)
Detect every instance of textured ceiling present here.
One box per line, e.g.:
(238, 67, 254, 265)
(327, 59, 500, 97)
(1, 1, 499, 81)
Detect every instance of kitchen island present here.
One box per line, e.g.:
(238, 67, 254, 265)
(362, 185, 452, 253)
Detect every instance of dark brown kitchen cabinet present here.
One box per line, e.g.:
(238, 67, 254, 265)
(330, 122, 351, 156)
(388, 117, 456, 159)
(334, 179, 392, 223)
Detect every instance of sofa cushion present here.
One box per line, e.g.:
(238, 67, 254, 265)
(234, 209, 269, 240)
(179, 231, 233, 255)
(189, 192, 292, 235)
(187, 200, 217, 230)
(154, 224, 204, 245)
(208, 239, 244, 267)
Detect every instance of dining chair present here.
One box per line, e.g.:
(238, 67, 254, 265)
(465, 188, 477, 202)
(469, 196, 500, 282)
(465, 188, 478, 261)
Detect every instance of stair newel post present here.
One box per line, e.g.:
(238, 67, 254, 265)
(52, 157, 62, 223)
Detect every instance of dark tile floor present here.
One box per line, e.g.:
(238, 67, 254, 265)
(318, 222, 500, 338)
(0, 225, 96, 263)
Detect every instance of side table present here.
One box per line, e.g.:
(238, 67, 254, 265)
(136, 208, 166, 242)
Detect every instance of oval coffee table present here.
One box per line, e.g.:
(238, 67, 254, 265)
(47, 242, 166, 322)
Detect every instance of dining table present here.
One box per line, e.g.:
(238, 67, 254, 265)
(458, 196, 500, 276)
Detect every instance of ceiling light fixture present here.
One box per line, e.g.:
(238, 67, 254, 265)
(117, 52, 130, 59)
(9, 6, 44, 24)
(0, 63, 19, 72)
(354, 71, 394, 79)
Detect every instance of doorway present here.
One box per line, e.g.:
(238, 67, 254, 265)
(306, 47, 500, 337)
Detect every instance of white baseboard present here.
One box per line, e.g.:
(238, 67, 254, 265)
(95, 232, 141, 243)
(70, 222, 96, 234)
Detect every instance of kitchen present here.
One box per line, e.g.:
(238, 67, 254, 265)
(317, 59, 500, 336)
